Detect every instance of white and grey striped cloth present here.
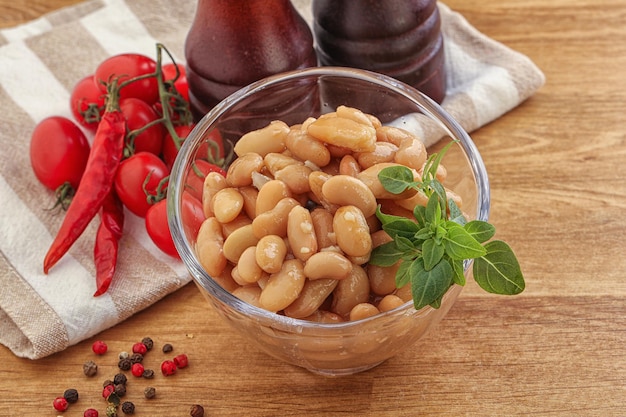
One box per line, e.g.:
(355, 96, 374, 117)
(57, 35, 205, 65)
(0, 0, 544, 359)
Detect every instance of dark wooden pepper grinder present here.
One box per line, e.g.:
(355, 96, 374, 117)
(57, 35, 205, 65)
(184, 0, 318, 119)
(312, 0, 447, 103)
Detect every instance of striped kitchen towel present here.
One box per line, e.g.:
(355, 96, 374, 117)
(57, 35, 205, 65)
(0, 0, 545, 359)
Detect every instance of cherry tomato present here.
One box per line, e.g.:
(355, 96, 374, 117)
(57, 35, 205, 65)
(145, 198, 178, 258)
(162, 124, 194, 169)
(114, 152, 169, 217)
(120, 98, 165, 156)
(162, 62, 189, 102)
(69, 74, 105, 132)
(30, 116, 91, 191)
(95, 53, 160, 104)
(185, 159, 227, 202)
(181, 191, 205, 242)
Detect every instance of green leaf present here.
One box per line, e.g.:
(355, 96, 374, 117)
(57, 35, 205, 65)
(369, 241, 404, 267)
(396, 236, 418, 253)
(451, 258, 466, 286)
(378, 165, 417, 194)
(383, 219, 421, 240)
(410, 258, 454, 310)
(395, 259, 412, 288)
(413, 203, 427, 227)
(448, 199, 466, 225)
(464, 220, 496, 243)
(422, 238, 444, 270)
(443, 221, 487, 260)
(425, 193, 443, 225)
(473, 240, 525, 295)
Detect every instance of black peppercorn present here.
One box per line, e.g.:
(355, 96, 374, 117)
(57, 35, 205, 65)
(190, 404, 205, 417)
(63, 388, 79, 403)
(162, 343, 173, 353)
(121, 401, 135, 414)
(144, 386, 156, 399)
(142, 368, 155, 379)
(141, 337, 154, 350)
(83, 360, 98, 377)
(113, 373, 128, 386)
(129, 353, 143, 364)
(118, 358, 132, 371)
(114, 383, 126, 397)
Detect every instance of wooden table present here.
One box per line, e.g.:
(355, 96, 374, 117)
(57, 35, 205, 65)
(1, 1, 624, 416)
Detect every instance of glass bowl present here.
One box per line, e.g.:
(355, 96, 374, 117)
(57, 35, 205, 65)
(168, 67, 490, 376)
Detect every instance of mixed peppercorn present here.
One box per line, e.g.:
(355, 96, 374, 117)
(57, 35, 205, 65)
(52, 337, 203, 416)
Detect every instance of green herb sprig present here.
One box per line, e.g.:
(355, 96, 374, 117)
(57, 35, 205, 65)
(369, 142, 525, 310)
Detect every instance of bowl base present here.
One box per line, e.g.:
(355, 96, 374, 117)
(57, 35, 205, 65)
(304, 360, 385, 377)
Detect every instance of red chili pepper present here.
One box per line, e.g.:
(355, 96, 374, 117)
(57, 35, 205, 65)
(43, 85, 126, 274)
(93, 190, 124, 296)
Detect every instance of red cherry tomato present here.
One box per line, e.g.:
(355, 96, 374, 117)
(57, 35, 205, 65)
(185, 159, 227, 201)
(114, 152, 169, 217)
(69, 74, 105, 132)
(162, 124, 194, 169)
(162, 62, 189, 102)
(181, 191, 205, 242)
(120, 98, 165, 156)
(145, 198, 178, 258)
(30, 116, 91, 191)
(95, 53, 160, 104)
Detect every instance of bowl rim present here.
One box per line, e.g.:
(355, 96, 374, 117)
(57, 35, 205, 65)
(168, 66, 490, 330)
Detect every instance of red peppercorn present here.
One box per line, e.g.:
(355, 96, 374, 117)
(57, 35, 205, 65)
(132, 342, 148, 355)
(92, 340, 108, 355)
(161, 359, 177, 376)
(102, 384, 115, 399)
(131, 362, 145, 377)
(53, 396, 69, 412)
(84, 408, 99, 417)
(173, 353, 189, 369)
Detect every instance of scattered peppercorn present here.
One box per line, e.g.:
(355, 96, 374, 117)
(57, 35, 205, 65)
(114, 383, 126, 397)
(105, 404, 118, 417)
(53, 396, 69, 412)
(103, 384, 115, 399)
(144, 386, 156, 399)
(118, 351, 129, 360)
(161, 359, 177, 376)
(131, 362, 145, 377)
(121, 401, 135, 414)
(190, 404, 205, 417)
(173, 353, 189, 369)
(84, 408, 99, 417)
(132, 342, 148, 355)
(118, 358, 132, 371)
(129, 353, 143, 364)
(83, 360, 98, 377)
(142, 368, 155, 379)
(162, 343, 173, 353)
(63, 388, 79, 403)
(113, 373, 127, 386)
(107, 392, 121, 407)
(141, 337, 154, 350)
(92, 340, 108, 355)
(103, 379, 114, 388)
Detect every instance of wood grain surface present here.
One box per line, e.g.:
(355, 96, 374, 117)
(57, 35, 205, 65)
(1, 0, 625, 416)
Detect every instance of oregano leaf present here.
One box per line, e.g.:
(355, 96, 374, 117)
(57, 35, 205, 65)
(448, 199, 466, 225)
(451, 258, 466, 286)
(413, 203, 427, 226)
(422, 238, 444, 270)
(378, 165, 416, 194)
(410, 258, 454, 310)
(443, 221, 487, 260)
(473, 240, 525, 295)
(369, 241, 404, 267)
(395, 259, 412, 288)
(464, 220, 496, 243)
